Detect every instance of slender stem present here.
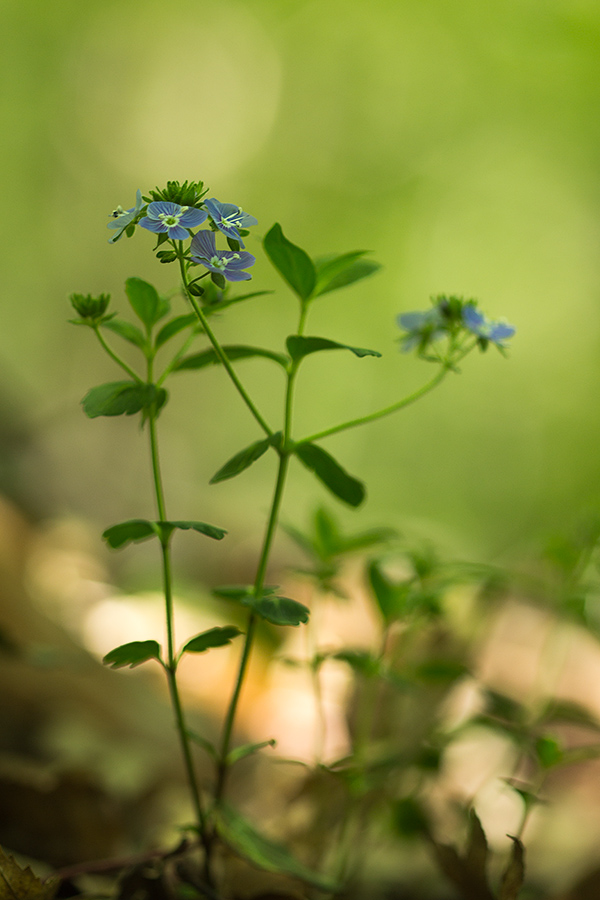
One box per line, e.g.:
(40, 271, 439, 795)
(177, 251, 273, 437)
(147, 399, 209, 846)
(298, 364, 449, 445)
(93, 326, 143, 383)
(215, 451, 291, 802)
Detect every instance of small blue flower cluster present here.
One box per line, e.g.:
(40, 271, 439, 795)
(108, 191, 257, 282)
(397, 296, 515, 358)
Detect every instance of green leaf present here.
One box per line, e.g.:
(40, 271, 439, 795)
(227, 738, 277, 766)
(186, 730, 219, 761)
(263, 223, 316, 302)
(155, 314, 198, 349)
(212, 585, 256, 603)
(102, 318, 147, 350)
(392, 797, 430, 838)
(314, 252, 381, 297)
(82, 381, 149, 418)
(103, 640, 161, 669)
(163, 520, 227, 541)
(210, 433, 282, 484)
(368, 560, 409, 624)
(216, 804, 338, 892)
(181, 626, 242, 655)
(102, 519, 159, 549)
(125, 277, 165, 329)
(535, 734, 563, 769)
(243, 592, 310, 627)
(174, 344, 289, 372)
(103, 518, 226, 549)
(498, 836, 525, 900)
(295, 443, 365, 507)
(333, 649, 380, 677)
(413, 658, 468, 684)
(286, 335, 381, 361)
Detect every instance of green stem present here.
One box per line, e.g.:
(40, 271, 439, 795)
(93, 326, 143, 383)
(147, 403, 209, 849)
(177, 251, 273, 437)
(215, 451, 291, 802)
(298, 364, 449, 445)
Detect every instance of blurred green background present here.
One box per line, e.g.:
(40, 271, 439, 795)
(2, 0, 600, 571)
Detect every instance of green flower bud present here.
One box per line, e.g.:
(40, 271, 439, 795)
(70, 292, 111, 320)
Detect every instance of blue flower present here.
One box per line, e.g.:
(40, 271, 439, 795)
(139, 201, 208, 240)
(190, 230, 256, 282)
(107, 189, 145, 243)
(204, 198, 257, 248)
(397, 308, 447, 352)
(462, 305, 515, 346)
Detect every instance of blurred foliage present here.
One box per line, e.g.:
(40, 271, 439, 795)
(1, 0, 600, 558)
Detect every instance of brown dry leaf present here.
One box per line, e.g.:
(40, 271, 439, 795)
(498, 835, 525, 900)
(0, 846, 59, 900)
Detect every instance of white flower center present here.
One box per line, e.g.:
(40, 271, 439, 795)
(159, 213, 181, 227)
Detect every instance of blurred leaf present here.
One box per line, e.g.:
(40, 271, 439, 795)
(314, 251, 382, 296)
(539, 698, 600, 732)
(368, 559, 410, 624)
(333, 649, 380, 678)
(263, 223, 316, 302)
(160, 520, 227, 541)
(227, 739, 277, 766)
(286, 335, 381, 361)
(102, 519, 158, 548)
(102, 318, 147, 350)
(244, 592, 310, 627)
(295, 443, 365, 507)
(498, 836, 525, 900)
(210, 433, 282, 484)
(103, 518, 226, 549)
(155, 313, 198, 349)
(413, 658, 468, 685)
(535, 734, 563, 769)
(181, 626, 242, 655)
(392, 796, 430, 838)
(0, 846, 59, 900)
(216, 804, 338, 892)
(173, 344, 288, 371)
(82, 381, 167, 418)
(125, 277, 168, 329)
(429, 809, 495, 900)
(187, 730, 218, 761)
(103, 640, 161, 669)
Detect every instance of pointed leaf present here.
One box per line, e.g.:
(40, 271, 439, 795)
(0, 846, 59, 900)
(82, 381, 147, 418)
(167, 520, 227, 541)
(216, 804, 338, 892)
(295, 442, 365, 507)
(174, 344, 289, 372)
(498, 836, 525, 900)
(465, 810, 489, 884)
(213, 585, 254, 603)
(210, 433, 282, 484)
(286, 335, 381, 361)
(186, 730, 219, 761)
(103, 640, 161, 669)
(227, 738, 277, 766)
(102, 318, 147, 350)
(181, 626, 242, 655)
(244, 593, 310, 627)
(368, 560, 409, 624)
(125, 277, 163, 328)
(155, 314, 198, 349)
(314, 252, 381, 296)
(102, 519, 159, 549)
(263, 223, 316, 301)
